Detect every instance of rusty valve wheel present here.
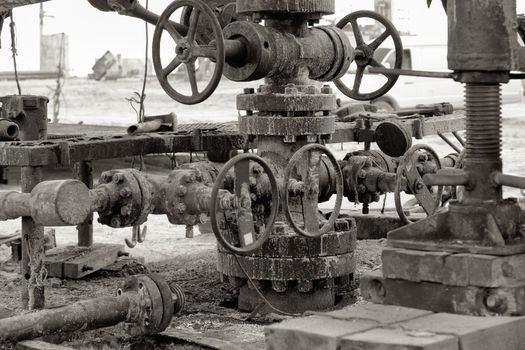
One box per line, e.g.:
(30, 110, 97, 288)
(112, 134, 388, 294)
(153, 0, 225, 105)
(394, 144, 443, 225)
(283, 144, 344, 239)
(334, 10, 403, 101)
(210, 153, 280, 255)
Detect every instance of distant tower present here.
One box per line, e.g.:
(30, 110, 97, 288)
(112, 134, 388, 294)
(374, 0, 392, 20)
(39, 4, 69, 75)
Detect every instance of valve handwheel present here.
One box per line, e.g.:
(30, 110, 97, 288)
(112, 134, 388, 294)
(394, 144, 443, 225)
(334, 10, 403, 101)
(153, 0, 225, 105)
(283, 144, 344, 238)
(210, 154, 280, 255)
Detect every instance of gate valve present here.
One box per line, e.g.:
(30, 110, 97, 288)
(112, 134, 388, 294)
(283, 143, 344, 238)
(153, 0, 226, 104)
(334, 10, 403, 101)
(210, 153, 279, 255)
(394, 144, 444, 225)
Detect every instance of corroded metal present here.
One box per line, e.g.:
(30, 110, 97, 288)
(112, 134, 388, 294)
(0, 274, 184, 342)
(236, 0, 335, 16)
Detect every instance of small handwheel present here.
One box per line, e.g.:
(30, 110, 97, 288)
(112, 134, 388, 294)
(210, 153, 279, 255)
(334, 10, 403, 101)
(153, 0, 225, 105)
(394, 144, 443, 225)
(283, 144, 344, 238)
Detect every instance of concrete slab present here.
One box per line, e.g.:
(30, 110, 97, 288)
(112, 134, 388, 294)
(265, 304, 525, 350)
(319, 303, 432, 324)
(265, 304, 432, 350)
(265, 316, 377, 350)
(340, 327, 459, 350)
(397, 313, 525, 350)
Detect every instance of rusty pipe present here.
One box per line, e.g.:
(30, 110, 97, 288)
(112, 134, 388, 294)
(0, 180, 96, 225)
(127, 119, 163, 135)
(0, 295, 132, 342)
(0, 274, 183, 342)
(127, 113, 177, 135)
(0, 118, 19, 141)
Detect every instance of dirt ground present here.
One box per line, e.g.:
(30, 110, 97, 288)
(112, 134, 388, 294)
(0, 77, 524, 349)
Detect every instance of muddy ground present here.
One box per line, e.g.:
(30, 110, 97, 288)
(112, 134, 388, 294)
(0, 78, 524, 349)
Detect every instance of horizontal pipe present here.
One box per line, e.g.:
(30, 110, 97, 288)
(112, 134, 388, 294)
(128, 113, 177, 135)
(493, 172, 525, 189)
(225, 39, 248, 62)
(0, 119, 20, 141)
(0, 295, 132, 342)
(127, 120, 163, 136)
(0, 191, 30, 220)
(423, 172, 470, 186)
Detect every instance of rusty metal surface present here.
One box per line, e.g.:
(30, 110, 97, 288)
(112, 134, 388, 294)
(239, 115, 335, 136)
(0, 274, 180, 342)
(217, 251, 355, 281)
(236, 0, 335, 15)
(448, 0, 517, 74)
(0, 131, 245, 167)
(0, 114, 465, 168)
(218, 225, 356, 258)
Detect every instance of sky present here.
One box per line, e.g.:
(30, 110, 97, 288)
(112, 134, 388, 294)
(0, 0, 524, 76)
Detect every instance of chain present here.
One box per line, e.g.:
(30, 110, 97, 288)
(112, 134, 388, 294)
(25, 233, 48, 308)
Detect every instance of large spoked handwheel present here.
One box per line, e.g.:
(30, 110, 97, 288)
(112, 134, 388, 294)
(152, 0, 225, 105)
(334, 10, 403, 101)
(210, 154, 280, 255)
(394, 145, 443, 225)
(283, 144, 344, 238)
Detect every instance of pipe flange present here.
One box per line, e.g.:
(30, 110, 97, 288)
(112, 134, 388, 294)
(120, 274, 175, 334)
(223, 21, 273, 82)
(165, 168, 210, 225)
(237, 89, 336, 114)
(313, 26, 353, 82)
(239, 115, 335, 136)
(97, 169, 154, 228)
(236, 0, 334, 16)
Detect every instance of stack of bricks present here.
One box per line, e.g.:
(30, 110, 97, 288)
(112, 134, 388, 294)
(265, 304, 525, 350)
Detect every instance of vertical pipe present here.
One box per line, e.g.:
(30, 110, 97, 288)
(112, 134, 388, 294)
(74, 161, 93, 247)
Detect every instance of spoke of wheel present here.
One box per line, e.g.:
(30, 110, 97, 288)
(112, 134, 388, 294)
(303, 151, 321, 234)
(406, 166, 436, 215)
(193, 45, 216, 59)
(353, 65, 365, 93)
(163, 56, 182, 78)
(186, 62, 199, 96)
(370, 58, 394, 79)
(186, 8, 201, 42)
(164, 21, 183, 43)
(349, 18, 364, 45)
(234, 160, 256, 247)
(369, 30, 390, 51)
(370, 58, 386, 68)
